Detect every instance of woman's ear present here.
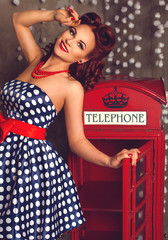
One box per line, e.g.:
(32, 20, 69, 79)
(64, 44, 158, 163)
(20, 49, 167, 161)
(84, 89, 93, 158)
(78, 57, 89, 64)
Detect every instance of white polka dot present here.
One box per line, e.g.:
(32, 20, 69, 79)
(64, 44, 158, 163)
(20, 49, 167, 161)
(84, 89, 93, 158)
(12, 198, 18, 205)
(40, 116, 45, 122)
(64, 216, 69, 222)
(65, 224, 70, 229)
(13, 207, 19, 214)
(46, 181, 50, 187)
(31, 100, 37, 106)
(45, 217, 50, 223)
(25, 102, 31, 108)
(73, 196, 77, 202)
(76, 212, 81, 218)
(63, 208, 67, 214)
(72, 222, 77, 227)
(74, 204, 79, 210)
(36, 108, 41, 114)
(69, 207, 73, 213)
(35, 183, 39, 189)
(6, 226, 12, 232)
(78, 219, 83, 224)
(20, 197, 24, 203)
(46, 234, 50, 239)
(14, 217, 19, 223)
(65, 190, 70, 196)
(34, 89, 40, 95)
(15, 225, 20, 231)
(35, 118, 39, 123)
(23, 112, 29, 117)
(36, 147, 40, 153)
(36, 210, 40, 216)
(27, 92, 32, 97)
(35, 192, 40, 198)
(38, 98, 43, 104)
(45, 96, 50, 102)
(20, 105, 24, 110)
(21, 95, 26, 100)
(30, 109, 35, 115)
(25, 169, 29, 175)
(42, 107, 46, 112)
(46, 190, 50, 196)
(46, 208, 50, 215)
(33, 174, 38, 181)
(47, 105, 51, 111)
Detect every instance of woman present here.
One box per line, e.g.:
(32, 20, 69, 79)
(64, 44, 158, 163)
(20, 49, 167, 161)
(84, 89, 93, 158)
(0, 7, 139, 240)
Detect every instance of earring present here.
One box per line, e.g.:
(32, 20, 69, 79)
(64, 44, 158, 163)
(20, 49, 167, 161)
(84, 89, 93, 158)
(77, 60, 82, 64)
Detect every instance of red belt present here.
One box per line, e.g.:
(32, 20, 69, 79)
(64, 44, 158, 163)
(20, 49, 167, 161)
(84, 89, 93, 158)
(0, 112, 46, 143)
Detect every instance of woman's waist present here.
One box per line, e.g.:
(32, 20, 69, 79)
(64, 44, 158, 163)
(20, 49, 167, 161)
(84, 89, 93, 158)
(0, 112, 46, 143)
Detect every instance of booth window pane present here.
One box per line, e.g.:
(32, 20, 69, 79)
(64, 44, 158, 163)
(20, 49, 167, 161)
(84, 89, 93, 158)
(136, 181, 146, 206)
(135, 228, 145, 240)
(135, 205, 145, 230)
(136, 156, 146, 182)
(131, 192, 133, 211)
(130, 218, 132, 238)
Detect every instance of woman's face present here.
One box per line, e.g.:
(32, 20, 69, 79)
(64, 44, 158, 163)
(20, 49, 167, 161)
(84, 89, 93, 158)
(54, 24, 96, 64)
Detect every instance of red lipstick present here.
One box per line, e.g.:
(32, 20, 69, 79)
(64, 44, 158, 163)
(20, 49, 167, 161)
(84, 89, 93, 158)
(59, 40, 68, 53)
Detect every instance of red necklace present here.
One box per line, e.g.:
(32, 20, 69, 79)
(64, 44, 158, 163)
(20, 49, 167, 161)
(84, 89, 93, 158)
(32, 61, 70, 79)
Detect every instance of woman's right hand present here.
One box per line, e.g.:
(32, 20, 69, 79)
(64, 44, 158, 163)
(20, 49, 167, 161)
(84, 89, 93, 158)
(108, 148, 140, 168)
(55, 7, 81, 27)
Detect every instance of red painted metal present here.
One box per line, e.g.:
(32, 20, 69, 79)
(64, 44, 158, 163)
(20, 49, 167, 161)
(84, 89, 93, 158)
(68, 76, 166, 240)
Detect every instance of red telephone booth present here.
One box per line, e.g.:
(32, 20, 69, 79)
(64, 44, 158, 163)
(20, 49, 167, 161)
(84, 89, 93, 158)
(68, 75, 167, 240)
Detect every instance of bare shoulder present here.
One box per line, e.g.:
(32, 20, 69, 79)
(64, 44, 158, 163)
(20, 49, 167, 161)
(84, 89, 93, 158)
(65, 75, 84, 98)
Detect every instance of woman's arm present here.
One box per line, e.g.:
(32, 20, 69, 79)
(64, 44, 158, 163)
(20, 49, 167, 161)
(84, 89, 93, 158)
(64, 81, 139, 168)
(13, 10, 56, 64)
(12, 8, 80, 64)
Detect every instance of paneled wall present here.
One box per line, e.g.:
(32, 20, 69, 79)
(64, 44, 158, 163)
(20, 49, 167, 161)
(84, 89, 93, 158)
(0, 0, 167, 238)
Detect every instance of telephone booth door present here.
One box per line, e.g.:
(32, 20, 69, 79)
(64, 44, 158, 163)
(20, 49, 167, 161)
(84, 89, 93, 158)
(123, 140, 153, 240)
(68, 76, 166, 240)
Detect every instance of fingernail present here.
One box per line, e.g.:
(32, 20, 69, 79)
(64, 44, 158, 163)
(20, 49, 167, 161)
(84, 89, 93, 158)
(71, 17, 75, 21)
(128, 154, 133, 158)
(67, 7, 74, 13)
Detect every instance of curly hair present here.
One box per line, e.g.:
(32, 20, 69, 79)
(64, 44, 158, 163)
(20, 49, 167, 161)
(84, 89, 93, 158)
(43, 12, 116, 91)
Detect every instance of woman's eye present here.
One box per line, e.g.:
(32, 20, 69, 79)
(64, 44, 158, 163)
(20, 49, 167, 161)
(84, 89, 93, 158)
(70, 28, 75, 36)
(78, 42, 84, 50)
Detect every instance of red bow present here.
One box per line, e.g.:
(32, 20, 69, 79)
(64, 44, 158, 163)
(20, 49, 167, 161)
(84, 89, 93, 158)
(0, 113, 15, 143)
(0, 112, 46, 143)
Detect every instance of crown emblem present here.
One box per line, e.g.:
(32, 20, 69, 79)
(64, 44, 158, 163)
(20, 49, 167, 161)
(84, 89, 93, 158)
(102, 87, 129, 108)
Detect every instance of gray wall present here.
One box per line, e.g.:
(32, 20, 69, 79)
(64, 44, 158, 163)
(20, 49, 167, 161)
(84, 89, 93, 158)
(0, 0, 167, 238)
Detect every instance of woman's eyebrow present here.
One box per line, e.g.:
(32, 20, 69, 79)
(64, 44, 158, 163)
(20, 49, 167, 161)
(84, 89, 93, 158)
(80, 40, 86, 48)
(73, 27, 77, 35)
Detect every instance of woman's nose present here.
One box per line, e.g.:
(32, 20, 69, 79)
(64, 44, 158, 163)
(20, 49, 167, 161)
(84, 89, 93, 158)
(66, 38, 74, 46)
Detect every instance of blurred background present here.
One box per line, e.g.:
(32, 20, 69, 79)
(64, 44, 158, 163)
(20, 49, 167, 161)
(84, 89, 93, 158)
(0, 0, 167, 239)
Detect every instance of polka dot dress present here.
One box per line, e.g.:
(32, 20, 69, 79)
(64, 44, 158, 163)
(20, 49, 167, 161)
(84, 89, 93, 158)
(0, 80, 85, 240)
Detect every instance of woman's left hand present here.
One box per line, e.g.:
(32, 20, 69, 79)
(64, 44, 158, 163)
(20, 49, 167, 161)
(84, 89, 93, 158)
(55, 7, 81, 27)
(108, 148, 140, 168)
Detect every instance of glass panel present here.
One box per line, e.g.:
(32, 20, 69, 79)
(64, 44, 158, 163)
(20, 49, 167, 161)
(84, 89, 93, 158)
(135, 205, 145, 230)
(136, 156, 146, 182)
(136, 181, 146, 206)
(135, 228, 145, 240)
(131, 192, 133, 211)
(130, 218, 132, 238)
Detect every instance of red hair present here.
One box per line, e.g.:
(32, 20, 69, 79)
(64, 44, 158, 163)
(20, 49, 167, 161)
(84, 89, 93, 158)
(43, 12, 116, 91)
(69, 12, 116, 90)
